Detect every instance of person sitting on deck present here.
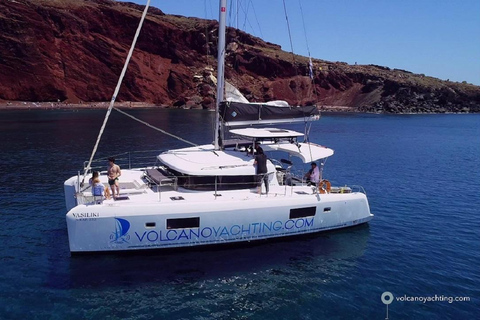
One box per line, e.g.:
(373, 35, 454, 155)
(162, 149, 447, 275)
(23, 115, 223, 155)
(89, 171, 111, 200)
(304, 162, 320, 186)
(88, 171, 99, 187)
(92, 177, 104, 197)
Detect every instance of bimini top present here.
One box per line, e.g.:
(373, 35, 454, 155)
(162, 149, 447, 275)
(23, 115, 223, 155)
(229, 128, 304, 139)
(229, 127, 334, 163)
(262, 142, 334, 163)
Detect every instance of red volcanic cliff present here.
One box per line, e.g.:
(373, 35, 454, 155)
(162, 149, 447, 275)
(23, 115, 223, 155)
(1, 0, 479, 113)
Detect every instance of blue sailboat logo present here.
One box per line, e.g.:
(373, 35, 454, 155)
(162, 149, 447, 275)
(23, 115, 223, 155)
(110, 218, 131, 244)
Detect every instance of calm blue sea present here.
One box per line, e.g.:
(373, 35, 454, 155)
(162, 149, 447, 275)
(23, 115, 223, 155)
(0, 109, 478, 319)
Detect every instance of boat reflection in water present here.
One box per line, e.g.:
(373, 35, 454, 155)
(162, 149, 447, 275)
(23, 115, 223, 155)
(61, 224, 370, 289)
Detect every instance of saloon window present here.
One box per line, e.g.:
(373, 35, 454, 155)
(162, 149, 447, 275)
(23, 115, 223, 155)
(289, 207, 316, 219)
(167, 217, 200, 229)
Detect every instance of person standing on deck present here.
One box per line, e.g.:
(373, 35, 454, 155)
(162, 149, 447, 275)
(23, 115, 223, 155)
(247, 142, 263, 155)
(254, 142, 263, 154)
(107, 157, 121, 199)
(253, 149, 269, 195)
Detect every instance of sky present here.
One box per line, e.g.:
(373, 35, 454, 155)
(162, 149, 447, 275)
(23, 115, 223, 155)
(122, 0, 480, 85)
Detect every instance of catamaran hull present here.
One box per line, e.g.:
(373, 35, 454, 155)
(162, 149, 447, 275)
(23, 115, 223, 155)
(66, 193, 373, 253)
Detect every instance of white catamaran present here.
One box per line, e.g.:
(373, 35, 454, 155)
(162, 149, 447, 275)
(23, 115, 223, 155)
(64, 0, 373, 253)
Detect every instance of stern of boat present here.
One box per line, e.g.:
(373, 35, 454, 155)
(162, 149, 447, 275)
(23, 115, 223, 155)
(64, 176, 78, 211)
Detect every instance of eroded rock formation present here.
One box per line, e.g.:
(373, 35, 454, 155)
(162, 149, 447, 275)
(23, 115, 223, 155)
(1, 0, 479, 113)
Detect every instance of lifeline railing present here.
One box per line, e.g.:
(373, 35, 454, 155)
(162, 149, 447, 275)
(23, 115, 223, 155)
(77, 150, 367, 204)
(76, 174, 366, 206)
(83, 150, 161, 174)
(349, 185, 368, 195)
(142, 168, 310, 201)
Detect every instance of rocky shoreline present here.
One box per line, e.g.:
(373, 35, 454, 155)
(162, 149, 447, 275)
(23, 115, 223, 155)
(0, 101, 157, 111)
(1, 101, 476, 114)
(0, 101, 368, 113)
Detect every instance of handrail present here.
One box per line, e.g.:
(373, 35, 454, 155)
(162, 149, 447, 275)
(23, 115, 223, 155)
(350, 185, 367, 195)
(77, 150, 367, 205)
(143, 168, 178, 201)
(75, 169, 366, 206)
(83, 150, 161, 173)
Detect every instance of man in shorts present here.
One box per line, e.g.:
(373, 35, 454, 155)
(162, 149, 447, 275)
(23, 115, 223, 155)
(253, 149, 269, 195)
(107, 157, 121, 199)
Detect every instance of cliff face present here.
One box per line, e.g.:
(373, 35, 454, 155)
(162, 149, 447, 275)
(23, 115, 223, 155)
(1, 0, 479, 113)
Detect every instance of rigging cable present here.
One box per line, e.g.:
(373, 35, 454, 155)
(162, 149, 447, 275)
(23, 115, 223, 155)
(299, 0, 318, 98)
(282, 0, 303, 107)
(249, 0, 263, 39)
(241, 1, 250, 31)
(228, 0, 234, 27)
(294, 0, 318, 162)
(113, 107, 198, 147)
(81, 0, 151, 186)
(282, 0, 297, 67)
(204, 0, 210, 68)
(283, 0, 316, 162)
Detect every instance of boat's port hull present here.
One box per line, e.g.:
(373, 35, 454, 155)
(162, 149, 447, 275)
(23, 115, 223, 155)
(66, 191, 373, 253)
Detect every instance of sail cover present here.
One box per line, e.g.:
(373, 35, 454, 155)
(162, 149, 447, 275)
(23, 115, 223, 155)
(220, 101, 320, 126)
(210, 75, 250, 103)
(225, 81, 250, 103)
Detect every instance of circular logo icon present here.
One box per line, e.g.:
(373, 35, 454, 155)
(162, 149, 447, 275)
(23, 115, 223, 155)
(381, 291, 394, 305)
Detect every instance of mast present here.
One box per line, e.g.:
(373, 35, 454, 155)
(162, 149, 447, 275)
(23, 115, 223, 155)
(214, 0, 227, 150)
